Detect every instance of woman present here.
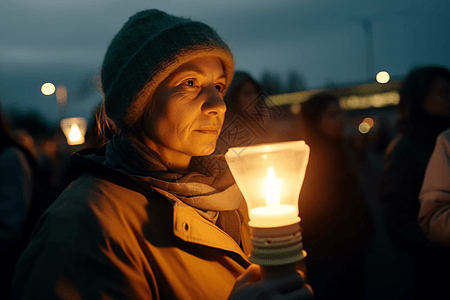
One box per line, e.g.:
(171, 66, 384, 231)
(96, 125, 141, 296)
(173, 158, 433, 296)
(378, 65, 450, 299)
(12, 9, 311, 300)
(298, 92, 374, 300)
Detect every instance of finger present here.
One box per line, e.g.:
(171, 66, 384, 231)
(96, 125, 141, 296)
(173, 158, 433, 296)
(295, 270, 313, 294)
(296, 269, 307, 280)
(241, 264, 261, 283)
(304, 283, 314, 296)
(234, 264, 261, 290)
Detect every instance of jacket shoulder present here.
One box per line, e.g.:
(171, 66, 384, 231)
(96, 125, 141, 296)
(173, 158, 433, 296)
(13, 173, 158, 300)
(32, 174, 160, 245)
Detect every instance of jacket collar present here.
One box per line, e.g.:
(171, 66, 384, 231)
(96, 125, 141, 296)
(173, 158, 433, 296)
(152, 186, 250, 262)
(69, 147, 251, 266)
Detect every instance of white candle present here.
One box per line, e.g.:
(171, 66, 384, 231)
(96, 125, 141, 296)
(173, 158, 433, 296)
(248, 167, 300, 228)
(249, 205, 299, 228)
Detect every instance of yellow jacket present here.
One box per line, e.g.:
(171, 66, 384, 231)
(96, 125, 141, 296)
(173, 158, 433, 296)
(12, 173, 252, 300)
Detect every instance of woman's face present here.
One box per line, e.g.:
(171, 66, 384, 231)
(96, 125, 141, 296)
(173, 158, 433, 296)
(317, 102, 345, 140)
(141, 56, 227, 170)
(423, 77, 450, 116)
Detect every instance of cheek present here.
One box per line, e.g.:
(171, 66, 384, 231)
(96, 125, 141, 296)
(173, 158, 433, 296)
(143, 110, 176, 143)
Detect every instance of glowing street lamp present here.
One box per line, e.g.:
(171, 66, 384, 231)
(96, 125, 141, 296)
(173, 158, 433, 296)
(376, 71, 390, 84)
(60, 117, 87, 146)
(41, 82, 56, 95)
(225, 140, 310, 279)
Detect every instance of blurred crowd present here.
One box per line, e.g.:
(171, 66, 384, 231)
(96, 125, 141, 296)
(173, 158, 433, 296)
(1, 64, 450, 299)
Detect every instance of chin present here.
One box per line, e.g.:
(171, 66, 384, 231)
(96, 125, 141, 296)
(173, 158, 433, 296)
(194, 141, 217, 156)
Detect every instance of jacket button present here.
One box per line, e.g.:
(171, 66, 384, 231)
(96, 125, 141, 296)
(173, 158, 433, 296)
(183, 223, 189, 231)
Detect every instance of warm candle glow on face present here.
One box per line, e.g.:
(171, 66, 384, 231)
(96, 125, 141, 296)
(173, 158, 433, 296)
(265, 167, 280, 206)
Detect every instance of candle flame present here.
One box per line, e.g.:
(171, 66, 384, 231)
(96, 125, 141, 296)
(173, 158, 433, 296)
(265, 167, 280, 206)
(68, 123, 82, 142)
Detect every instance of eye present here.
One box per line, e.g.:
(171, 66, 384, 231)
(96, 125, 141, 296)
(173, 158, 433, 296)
(181, 78, 197, 87)
(215, 84, 224, 92)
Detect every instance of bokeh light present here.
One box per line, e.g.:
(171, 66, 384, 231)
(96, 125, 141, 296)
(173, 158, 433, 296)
(358, 122, 370, 134)
(339, 92, 400, 110)
(362, 117, 374, 128)
(56, 85, 68, 106)
(60, 117, 87, 146)
(290, 103, 301, 115)
(68, 124, 82, 143)
(376, 71, 390, 84)
(41, 82, 56, 95)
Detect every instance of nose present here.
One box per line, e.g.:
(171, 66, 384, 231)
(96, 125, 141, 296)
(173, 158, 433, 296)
(202, 85, 227, 115)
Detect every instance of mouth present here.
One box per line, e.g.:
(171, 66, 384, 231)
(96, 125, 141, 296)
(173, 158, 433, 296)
(196, 130, 219, 135)
(196, 125, 221, 135)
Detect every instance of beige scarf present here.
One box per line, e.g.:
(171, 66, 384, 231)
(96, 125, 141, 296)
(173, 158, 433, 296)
(104, 133, 243, 244)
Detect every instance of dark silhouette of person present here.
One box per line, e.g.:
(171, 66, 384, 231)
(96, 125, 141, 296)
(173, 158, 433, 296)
(216, 71, 286, 154)
(372, 118, 392, 154)
(298, 92, 374, 300)
(378, 65, 450, 299)
(0, 107, 43, 300)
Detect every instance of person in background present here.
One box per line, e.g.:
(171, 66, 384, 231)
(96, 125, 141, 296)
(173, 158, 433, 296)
(419, 127, 450, 246)
(372, 118, 392, 154)
(378, 65, 450, 299)
(215, 71, 287, 154)
(0, 107, 42, 300)
(298, 92, 374, 300)
(14, 129, 38, 159)
(12, 9, 312, 300)
(223, 71, 262, 121)
(36, 134, 66, 210)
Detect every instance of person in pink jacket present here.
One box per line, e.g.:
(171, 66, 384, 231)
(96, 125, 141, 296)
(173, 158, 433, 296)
(419, 128, 450, 246)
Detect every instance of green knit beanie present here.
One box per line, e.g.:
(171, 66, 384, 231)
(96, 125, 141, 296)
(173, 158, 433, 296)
(101, 9, 234, 128)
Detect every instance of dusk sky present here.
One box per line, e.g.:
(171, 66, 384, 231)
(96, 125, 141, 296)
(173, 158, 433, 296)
(1, 0, 449, 124)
